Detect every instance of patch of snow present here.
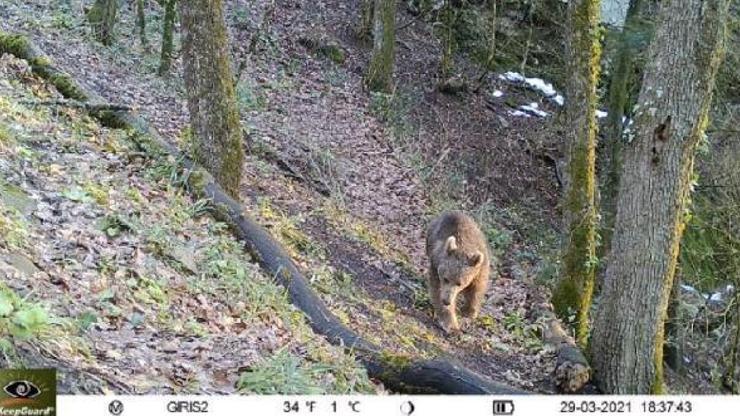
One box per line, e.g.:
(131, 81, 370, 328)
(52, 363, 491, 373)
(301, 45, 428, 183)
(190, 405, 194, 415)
(596, 110, 608, 118)
(602, 0, 630, 27)
(519, 103, 548, 117)
(492, 90, 504, 98)
(499, 71, 564, 106)
(509, 110, 531, 118)
(680, 284, 700, 294)
(709, 292, 723, 302)
(499, 71, 525, 83)
(525, 77, 557, 97)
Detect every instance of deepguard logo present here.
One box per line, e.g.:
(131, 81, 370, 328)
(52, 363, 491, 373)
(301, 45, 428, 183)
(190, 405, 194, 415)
(0, 369, 56, 416)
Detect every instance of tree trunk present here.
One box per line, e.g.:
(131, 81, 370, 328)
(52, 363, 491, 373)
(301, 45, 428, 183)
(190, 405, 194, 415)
(440, 0, 455, 77)
(364, 0, 396, 92)
(159, 0, 177, 75)
(590, 0, 730, 394)
(136, 0, 148, 47)
(180, 0, 244, 198)
(473, 0, 497, 91)
(663, 271, 685, 375)
(86, 0, 118, 46)
(551, 0, 601, 348)
(357, 0, 374, 41)
(485, 0, 496, 71)
(723, 289, 740, 392)
(599, 0, 650, 259)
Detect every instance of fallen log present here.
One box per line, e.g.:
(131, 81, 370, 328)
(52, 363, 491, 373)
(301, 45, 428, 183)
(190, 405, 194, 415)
(18, 99, 132, 112)
(1, 31, 527, 394)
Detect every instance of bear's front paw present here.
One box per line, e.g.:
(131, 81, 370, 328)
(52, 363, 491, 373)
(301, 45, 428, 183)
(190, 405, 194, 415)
(438, 318, 461, 335)
(461, 305, 480, 319)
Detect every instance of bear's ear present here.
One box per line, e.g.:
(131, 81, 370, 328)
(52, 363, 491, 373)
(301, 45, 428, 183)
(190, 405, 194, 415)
(444, 236, 458, 254)
(467, 251, 483, 267)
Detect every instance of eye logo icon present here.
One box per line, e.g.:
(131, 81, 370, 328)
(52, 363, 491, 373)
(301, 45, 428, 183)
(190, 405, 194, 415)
(3, 380, 42, 399)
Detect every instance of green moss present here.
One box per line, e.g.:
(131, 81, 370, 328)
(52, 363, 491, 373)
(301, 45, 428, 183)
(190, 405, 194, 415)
(92, 110, 125, 128)
(0, 207, 29, 250)
(83, 182, 110, 206)
(0, 32, 88, 100)
(0, 123, 12, 147)
(318, 43, 346, 64)
(47, 74, 87, 101)
(187, 169, 209, 198)
(0, 32, 30, 57)
(0, 32, 91, 101)
(378, 350, 412, 380)
(29, 56, 52, 67)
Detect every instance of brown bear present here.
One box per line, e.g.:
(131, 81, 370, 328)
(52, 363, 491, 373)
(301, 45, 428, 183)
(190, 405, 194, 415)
(425, 211, 491, 334)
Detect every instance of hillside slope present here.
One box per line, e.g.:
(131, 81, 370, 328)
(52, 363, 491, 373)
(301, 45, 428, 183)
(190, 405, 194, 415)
(0, 55, 377, 394)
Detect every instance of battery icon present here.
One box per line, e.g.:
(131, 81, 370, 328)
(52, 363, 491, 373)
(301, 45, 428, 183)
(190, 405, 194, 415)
(492, 400, 515, 415)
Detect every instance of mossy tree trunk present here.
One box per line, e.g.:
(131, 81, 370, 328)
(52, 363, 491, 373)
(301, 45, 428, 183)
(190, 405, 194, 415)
(599, 0, 650, 259)
(357, 0, 374, 41)
(662, 271, 685, 375)
(551, 0, 601, 349)
(590, 0, 730, 394)
(440, 0, 455, 77)
(158, 0, 177, 75)
(364, 0, 396, 92)
(136, 0, 148, 47)
(180, 0, 245, 199)
(87, 0, 118, 46)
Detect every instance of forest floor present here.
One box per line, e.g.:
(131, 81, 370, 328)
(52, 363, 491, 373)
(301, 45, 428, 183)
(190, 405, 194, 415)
(0, 0, 587, 393)
(0, 54, 378, 394)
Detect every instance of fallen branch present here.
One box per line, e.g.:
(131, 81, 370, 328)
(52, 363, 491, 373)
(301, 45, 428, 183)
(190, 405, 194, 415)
(2, 31, 527, 395)
(19, 99, 132, 112)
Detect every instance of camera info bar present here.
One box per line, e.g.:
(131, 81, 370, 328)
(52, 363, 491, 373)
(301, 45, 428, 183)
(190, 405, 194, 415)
(55, 395, 739, 416)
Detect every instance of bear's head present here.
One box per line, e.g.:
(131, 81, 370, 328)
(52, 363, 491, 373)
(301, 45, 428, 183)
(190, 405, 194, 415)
(437, 236, 483, 307)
